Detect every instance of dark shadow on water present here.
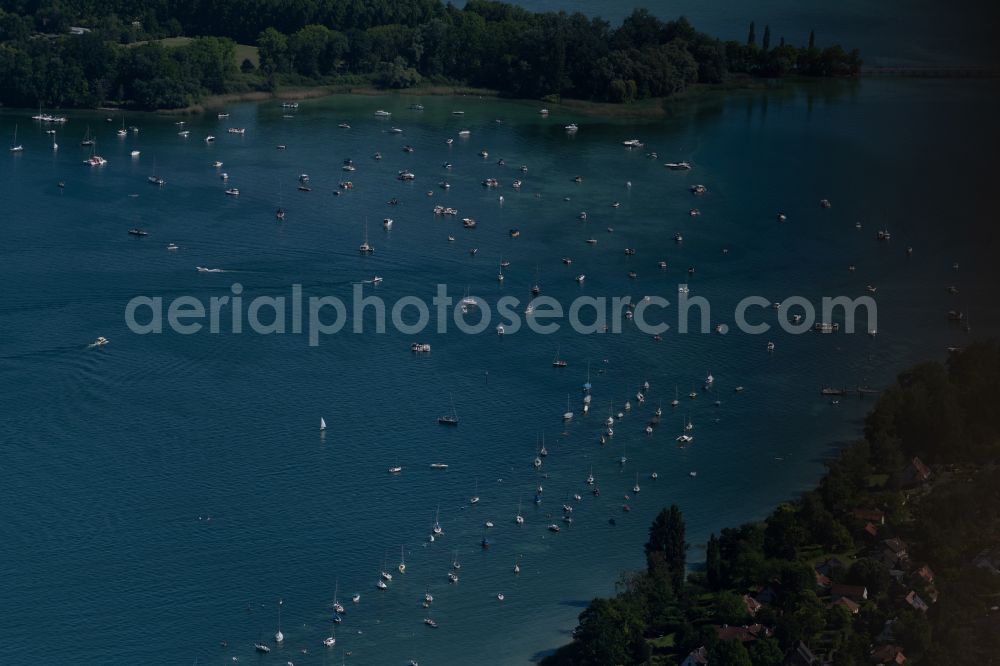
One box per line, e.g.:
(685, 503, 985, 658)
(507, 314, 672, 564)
(557, 599, 591, 609)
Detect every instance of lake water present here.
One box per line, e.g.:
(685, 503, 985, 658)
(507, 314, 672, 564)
(2, 78, 998, 665)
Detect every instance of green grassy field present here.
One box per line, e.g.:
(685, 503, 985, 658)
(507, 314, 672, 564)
(131, 37, 258, 69)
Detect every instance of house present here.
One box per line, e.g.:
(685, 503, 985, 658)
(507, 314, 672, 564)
(681, 645, 709, 666)
(914, 565, 935, 584)
(756, 584, 781, 605)
(973, 546, 1000, 575)
(831, 584, 868, 603)
(68, 26, 92, 35)
(743, 594, 763, 616)
(829, 596, 860, 614)
(714, 623, 773, 642)
(884, 538, 908, 559)
(786, 641, 820, 665)
(815, 571, 832, 588)
(904, 590, 929, 613)
(905, 457, 931, 483)
(871, 644, 907, 664)
(815, 557, 845, 577)
(864, 522, 880, 537)
(853, 508, 886, 525)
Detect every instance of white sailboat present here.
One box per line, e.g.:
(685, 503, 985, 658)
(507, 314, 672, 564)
(432, 505, 442, 535)
(633, 473, 640, 493)
(515, 497, 524, 525)
(470, 479, 480, 505)
(320, 417, 327, 431)
(9, 124, 23, 152)
(275, 599, 284, 643)
(332, 581, 345, 614)
(359, 221, 374, 254)
(671, 386, 680, 407)
(398, 545, 406, 574)
(563, 395, 573, 420)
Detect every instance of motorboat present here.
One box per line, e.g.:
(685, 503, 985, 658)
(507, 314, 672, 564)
(665, 161, 691, 170)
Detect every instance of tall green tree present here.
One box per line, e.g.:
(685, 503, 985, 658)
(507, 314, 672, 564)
(706, 533, 722, 590)
(645, 505, 688, 588)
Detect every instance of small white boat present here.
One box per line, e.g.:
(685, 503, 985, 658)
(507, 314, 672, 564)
(224, 188, 240, 196)
(565, 123, 578, 132)
(130, 150, 140, 157)
(383, 218, 393, 229)
(91, 336, 110, 347)
(320, 417, 327, 431)
(204, 135, 215, 142)
(374, 109, 391, 117)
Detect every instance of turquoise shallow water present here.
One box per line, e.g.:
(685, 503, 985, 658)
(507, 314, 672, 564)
(2, 79, 998, 665)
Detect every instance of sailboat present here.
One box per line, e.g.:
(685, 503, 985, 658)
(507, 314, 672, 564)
(452, 550, 461, 569)
(586, 467, 594, 485)
(438, 395, 458, 425)
(552, 345, 567, 368)
(148, 158, 165, 186)
(9, 125, 22, 152)
(332, 581, 345, 614)
(432, 505, 442, 535)
(582, 361, 592, 394)
(51, 132, 57, 151)
(320, 417, 327, 431)
(323, 625, 337, 647)
(539, 434, 548, 457)
(515, 497, 524, 525)
(275, 599, 284, 643)
(470, 479, 480, 505)
(563, 395, 573, 421)
(671, 386, 680, 407)
(80, 126, 94, 146)
(531, 265, 541, 296)
(633, 473, 640, 493)
(620, 441, 627, 465)
(676, 416, 694, 444)
(359, 221, 374, 254)
(398, 545, 406, 574)
(117, 115, 127, 137)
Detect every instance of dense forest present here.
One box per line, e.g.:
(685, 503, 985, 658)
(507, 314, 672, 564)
(543, 340, 1000, 665)
(0, 0, 860, 110)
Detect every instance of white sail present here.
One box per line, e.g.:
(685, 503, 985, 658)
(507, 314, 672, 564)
(320, 417, 327, 431)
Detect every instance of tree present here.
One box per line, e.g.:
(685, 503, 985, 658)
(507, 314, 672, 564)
(706, 533, 722, 590)
(257, 27, 288, 78)
(573, 597, 650, 665)
(749, 637, 784, 666)
(716, 590, 748, 625)
(747, 21, 756, 46)
(645, 505, 688, 588)
(709, 639, 752, 666)
(808, 29, 816, 50)
(762, 24, 771, 51)
(240, 58, 254, 73)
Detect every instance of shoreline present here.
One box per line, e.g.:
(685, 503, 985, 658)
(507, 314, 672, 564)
(156, 76, 837, 119)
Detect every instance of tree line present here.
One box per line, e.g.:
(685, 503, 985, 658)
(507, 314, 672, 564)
(0, 1, 860, 110)
(543, 340, 1000, 665)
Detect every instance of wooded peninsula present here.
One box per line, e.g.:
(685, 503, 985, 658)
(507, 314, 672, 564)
(542, 340, 1000, 665)
(0, 0, 861, 110)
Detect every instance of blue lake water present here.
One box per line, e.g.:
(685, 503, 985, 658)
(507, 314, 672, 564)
(2, 78, 998, 665)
